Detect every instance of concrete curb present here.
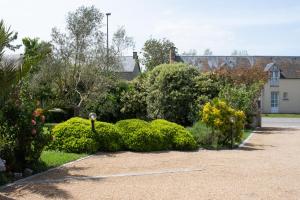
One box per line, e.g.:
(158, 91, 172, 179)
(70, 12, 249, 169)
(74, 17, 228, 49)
(8, 168, 204, 186)
(0, 153, 96, 190)
(238, 130, 255, 148)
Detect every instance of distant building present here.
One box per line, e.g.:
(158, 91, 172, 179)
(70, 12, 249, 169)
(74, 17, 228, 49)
(170, 48, 300, 114)
(117, 52, 141, 81)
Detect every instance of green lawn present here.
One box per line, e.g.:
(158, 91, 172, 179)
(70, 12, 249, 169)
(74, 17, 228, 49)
(31, 151, 88, 173)
(262, 113, 300, 118)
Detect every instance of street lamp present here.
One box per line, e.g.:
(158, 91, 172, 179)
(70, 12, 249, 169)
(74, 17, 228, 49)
(106, 12, 111, 70)
(89, 112, 97, 132)
(230, 116, 235, 149)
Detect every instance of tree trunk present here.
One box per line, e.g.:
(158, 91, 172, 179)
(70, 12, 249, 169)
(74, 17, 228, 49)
(74, 105, 80, 117)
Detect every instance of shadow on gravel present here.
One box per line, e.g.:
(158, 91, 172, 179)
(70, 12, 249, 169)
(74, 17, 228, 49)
(0, 166, 94, 199)
(256, 127, 299, 133)
(0, 194, 15, 200)
(238, 142, 275, 151)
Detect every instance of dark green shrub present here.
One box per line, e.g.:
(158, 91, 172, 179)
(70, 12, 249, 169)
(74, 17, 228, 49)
(95, 122, 123, 152)
(187, 121, 212, 146)
(120, 74, 148, 119)
(151, 119, 197, 150)
(147, 63, 200, 126)
(85, 81, 129, 123)
(116, 119, 166, 151)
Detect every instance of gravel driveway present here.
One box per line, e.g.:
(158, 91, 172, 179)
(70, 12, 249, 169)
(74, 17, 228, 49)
(1, 119, 300, 200)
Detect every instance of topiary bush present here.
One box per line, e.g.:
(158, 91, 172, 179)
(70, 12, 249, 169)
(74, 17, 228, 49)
(50, 117, 97, 153)
(116, 119, 167, 151)
(62, 137, 98, 154)
(151, 119, 197, 150)
(95, 122, 123, 152)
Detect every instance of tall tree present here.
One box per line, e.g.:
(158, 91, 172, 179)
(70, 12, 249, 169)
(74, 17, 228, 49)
(30, 6, 134, 116)
(142, 38, 175, 71)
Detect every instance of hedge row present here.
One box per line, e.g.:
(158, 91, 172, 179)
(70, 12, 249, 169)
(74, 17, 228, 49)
(48, 117, 197, 153)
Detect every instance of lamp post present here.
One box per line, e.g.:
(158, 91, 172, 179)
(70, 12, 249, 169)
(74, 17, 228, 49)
(106, 12, 111, 70)
(89, 112, 97, 132)
(230, 117, 235, 149)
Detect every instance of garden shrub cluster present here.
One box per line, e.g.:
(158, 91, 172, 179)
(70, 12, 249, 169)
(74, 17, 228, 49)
(48, 117, 198, 153)
(200, 99, 246, 148)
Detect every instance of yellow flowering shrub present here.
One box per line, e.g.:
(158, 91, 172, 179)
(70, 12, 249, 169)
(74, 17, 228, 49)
(201, 99, 246, 146)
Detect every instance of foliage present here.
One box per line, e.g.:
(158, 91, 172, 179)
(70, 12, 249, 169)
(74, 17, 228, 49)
(215, 65, 267, 86)
(94, 121, 123, 152)
(50, 117, 97, 153)
(120, 74, 148, 119)
(187, 121, 218, 148)
(147, 63, 200, 125)
(151, 119, 197, 150)
(201, 99, 246, 147)
(219, 83, 262, 116)
(84, 80, 129, 122)
(0, 19, 20, 57)
(22, 37, 52, 75)
(0, 101, 50, 171)
(27, 6, 134, 117)
(142, 38, 175, 71)
(50, 117, 123, 152)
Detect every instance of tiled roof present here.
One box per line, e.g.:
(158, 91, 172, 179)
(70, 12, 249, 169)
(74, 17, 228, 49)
(177, 56, 300, 79)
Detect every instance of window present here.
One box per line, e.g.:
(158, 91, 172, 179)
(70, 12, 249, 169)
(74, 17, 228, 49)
(271, 92, 279, 108)
(283, 92, 288, 100)
(269, 66, 280, 86)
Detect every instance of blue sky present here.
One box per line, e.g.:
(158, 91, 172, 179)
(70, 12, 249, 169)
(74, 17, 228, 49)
(1, 0, 300, 55)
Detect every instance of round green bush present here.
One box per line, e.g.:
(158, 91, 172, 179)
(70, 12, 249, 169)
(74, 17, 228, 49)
(147, 63, 200, 126)
(50, 117, 97, 153)
(62, 137, 98, 154)
(94, 121, 123, 152)
(151, 119, 198, 150)
(116, 119, 166, 151)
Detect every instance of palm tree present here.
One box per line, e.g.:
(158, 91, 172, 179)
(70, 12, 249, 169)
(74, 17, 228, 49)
(0, 20, 29, 106)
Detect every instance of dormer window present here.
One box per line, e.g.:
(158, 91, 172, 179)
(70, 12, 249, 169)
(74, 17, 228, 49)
(269, 65, 280, 86)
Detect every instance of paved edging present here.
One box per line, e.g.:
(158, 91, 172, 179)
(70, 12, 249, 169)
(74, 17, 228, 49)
(238, 130, 255, 148)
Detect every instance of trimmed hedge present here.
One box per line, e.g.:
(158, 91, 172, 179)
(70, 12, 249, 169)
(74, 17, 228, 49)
(95, 122, 123, 152)
(49, 117, 198, 153)
(50, 117, 97, 153)
(116, 119, 167, 151)
(151, 119, 197, 150)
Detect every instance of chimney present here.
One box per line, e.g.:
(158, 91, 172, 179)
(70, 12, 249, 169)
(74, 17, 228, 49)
(169, 47, 176, 64)
(133, 51, 138, 59)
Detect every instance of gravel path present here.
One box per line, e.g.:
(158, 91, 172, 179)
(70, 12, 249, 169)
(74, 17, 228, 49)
(1, 125, 300, 199)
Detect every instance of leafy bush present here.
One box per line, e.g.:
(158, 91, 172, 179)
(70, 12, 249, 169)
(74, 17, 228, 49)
(147, 63, 200, 125)
(218, 83, 263, 127)
(151, 119, 197, 150)
(95, 122, 123, 152)
(187, 121, 214, 147)
(120, 74, 148, 119)
(62, 137, 97, 154)
(116, 119, 166, 151)
(0, 100, 50, 171)
(50, 117, 97, 153)
(201, 99, 246, 147)
(85, 81, 129, 123)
